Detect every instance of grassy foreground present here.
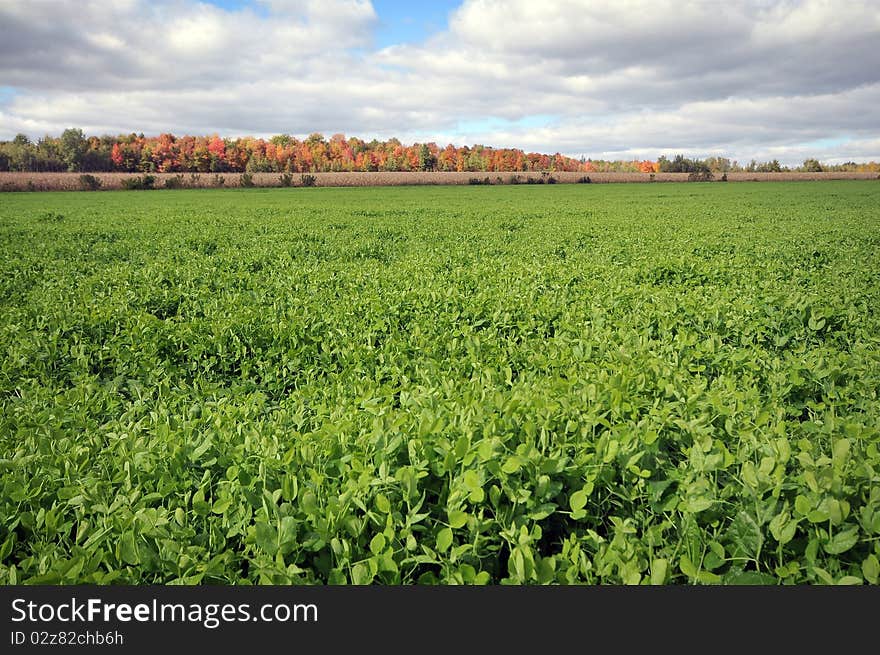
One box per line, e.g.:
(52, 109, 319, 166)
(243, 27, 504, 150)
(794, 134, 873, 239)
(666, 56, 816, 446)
(1, 182, 879, 585)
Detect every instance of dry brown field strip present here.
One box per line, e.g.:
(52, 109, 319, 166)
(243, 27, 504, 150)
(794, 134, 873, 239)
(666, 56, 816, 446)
(1, 170, 877, 191)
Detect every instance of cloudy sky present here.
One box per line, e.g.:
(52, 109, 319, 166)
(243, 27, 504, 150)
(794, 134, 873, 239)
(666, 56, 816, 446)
(1, 0, 879, 164)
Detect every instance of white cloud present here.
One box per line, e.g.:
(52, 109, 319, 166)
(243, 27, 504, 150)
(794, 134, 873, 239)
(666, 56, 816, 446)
(457, 83, 880, 164)
(0, 0, 878, 165)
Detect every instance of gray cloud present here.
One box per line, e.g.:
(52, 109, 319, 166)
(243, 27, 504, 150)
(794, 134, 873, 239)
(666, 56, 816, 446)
(1, 0, 878, 165)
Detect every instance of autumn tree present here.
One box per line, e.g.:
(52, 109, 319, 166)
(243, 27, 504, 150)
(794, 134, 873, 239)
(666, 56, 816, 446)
(2, 128, 668, 175)
(207, 136, 226, 171)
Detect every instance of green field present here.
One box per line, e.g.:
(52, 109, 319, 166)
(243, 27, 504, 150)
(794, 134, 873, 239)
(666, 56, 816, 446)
(1, 181, 879, 585)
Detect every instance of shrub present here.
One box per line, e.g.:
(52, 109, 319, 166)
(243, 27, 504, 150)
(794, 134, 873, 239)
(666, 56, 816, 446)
(211, 174, 226, 187)
(189, 173, 202, 187)
(301, 174, 317, 187)
(78, 174, 102, 191)
(576, 176, 592, 184)
(239, 172, 255, 188)
(279, 172, 294, 187)
(121, 174, 155, 190)
(164, 174, 185, 189)
(508, 175, 522, 185)
(720, 173, 728, 182)
(687, 171, 714, 182)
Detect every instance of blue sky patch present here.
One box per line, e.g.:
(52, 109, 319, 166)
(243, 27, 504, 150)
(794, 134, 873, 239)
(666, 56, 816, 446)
(456, 114, 559, 135)
(200, 0, 461, 48)
(801, 137, 852, 149)
(0, 86, 16, 104)
(372, 0, 460, 48)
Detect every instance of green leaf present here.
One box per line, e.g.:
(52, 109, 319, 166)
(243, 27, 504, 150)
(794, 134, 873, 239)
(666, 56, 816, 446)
(447, 510, 468, 529)
(351, 562, 373, 585)
(794, 494, 812, 517)
(281, 474, 299, 502)
(650, 559, 668, 585)
(697, 570, 722, 585)
(642, 430, 659, 446)
(740, 462, 759, 489)
(463, 470, 480, 491)
(831, 439, 850, 467)
(811, 567, 835, 584)
(685, 496, 714, 513)
(0, 535, 14, 561)
(255, 522, 277, 556)
(621, 561, 641, 586)
(509, 546, 530, 581)
(860, 555, 879, 584)
(436, 527, 453, 552)
(769, 510, 797, 545)
(190, 439, 213, 463)
(119, 531, 140, 566)
(528, 503, 557, 521)
(679, 555, 698, 581)
(192, 489, 211, 517)
(279, 517, 298, 546)
(375, 494, 391, 514)
(836, 576, 862, 586)
(501, 457, 522, 474)
(603, 440, 619, 463)
(536, 557, 556, 584)
(211, 497, 232, 515)
(807, 507, 830, 523)
(569, 490, 588, 512)
(824, 526, 859, 555)
(723, 569, 778, 585)
(474, 571, 491, 585)
(726, 511, 763, 561)
(369, 533, 386, 556)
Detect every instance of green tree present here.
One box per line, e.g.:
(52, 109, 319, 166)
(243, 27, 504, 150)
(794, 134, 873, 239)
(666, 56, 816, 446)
(802, 158, 823, 172)
(0, 134, 37, 171)
(757, 159, 783, 172)
(59, 128, 88, 172)
(417, 143, 435, 171)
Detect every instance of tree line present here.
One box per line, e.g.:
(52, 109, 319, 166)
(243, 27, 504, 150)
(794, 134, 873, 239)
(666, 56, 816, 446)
(654, 154, 878, 174)
(0, 129, 877, 175)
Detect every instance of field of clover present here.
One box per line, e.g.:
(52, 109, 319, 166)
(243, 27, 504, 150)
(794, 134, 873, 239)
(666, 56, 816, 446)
(1, 181, 878, 584)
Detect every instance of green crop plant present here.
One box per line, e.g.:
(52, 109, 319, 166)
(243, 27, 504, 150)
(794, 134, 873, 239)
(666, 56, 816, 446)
(0, 181, 878, 585)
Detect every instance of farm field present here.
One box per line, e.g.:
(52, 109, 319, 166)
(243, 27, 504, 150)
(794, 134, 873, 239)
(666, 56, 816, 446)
(1, 181, 879, 585)
(1, 170, 878, 192)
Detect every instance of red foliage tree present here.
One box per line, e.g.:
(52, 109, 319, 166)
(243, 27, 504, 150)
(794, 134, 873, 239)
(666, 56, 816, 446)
(101, 131, 656, 175)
